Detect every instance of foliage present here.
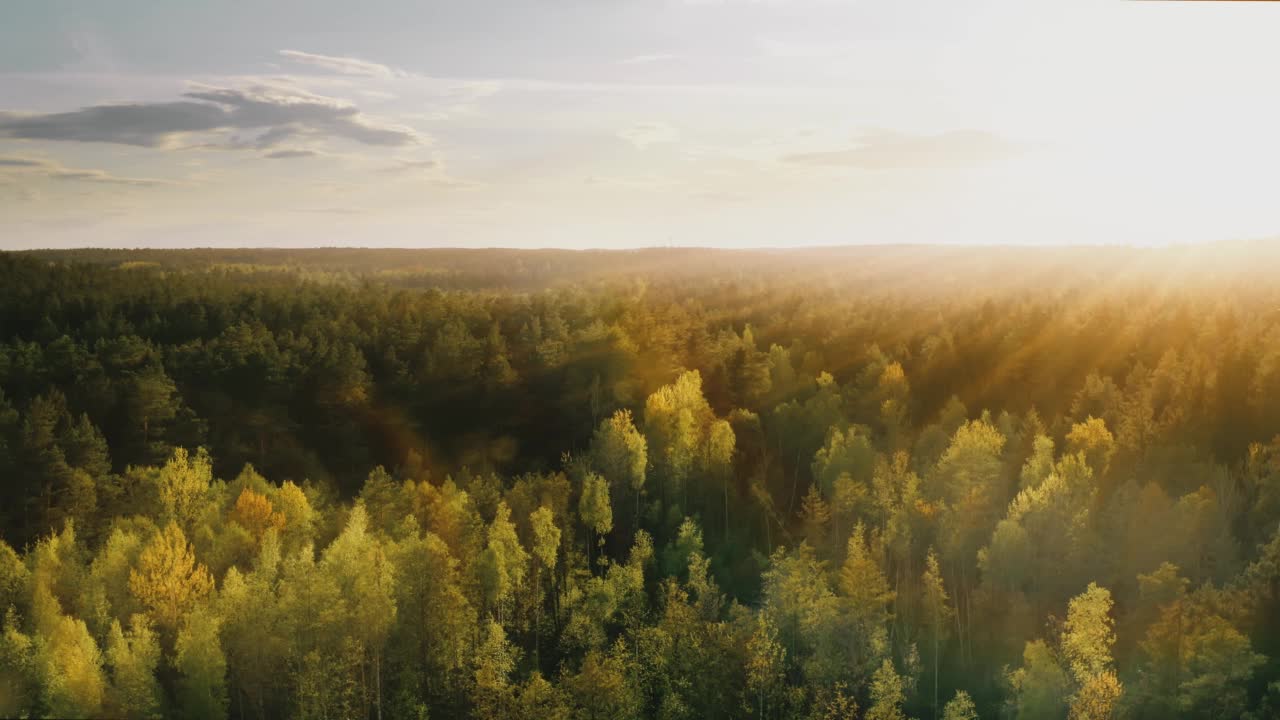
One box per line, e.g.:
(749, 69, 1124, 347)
(0, 246, 1279, 718)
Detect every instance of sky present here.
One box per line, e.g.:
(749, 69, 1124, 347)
(1, 0, 1278, 249)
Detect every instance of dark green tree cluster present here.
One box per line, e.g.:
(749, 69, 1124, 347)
(3, 246, 1280, 719)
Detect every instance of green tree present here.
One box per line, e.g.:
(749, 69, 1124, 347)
(530, 506, 560, 666)
(644, 370, 715, 517)
(0, 609, 38, 717)
(472, 620, 518, 719)
(1133, 589, 1263, 719)
(837, 524, 894, 678)
(481, 502, 529, 624)
(921, 549, 953, 720)
(174, 606, 227, 720)
(1006, 640, 1069, 720)
(760, 544, 837, 690)
(154, 447, 214, 532)
(564, 645, 638, 720)
(942, 690, 977, 720)
(591, 410, 647, 534)
(1020, 435, 1056, 491)
(37, 612, 107, 718)
(128, 363, 180, 463)
(321, 504, 397, 720)
(708, 418, 736, 541)
(579, 472, 614, 572)
(105, 615, 162, 719)
(745, 612, 785, 720)
(866, 659, 908, 720)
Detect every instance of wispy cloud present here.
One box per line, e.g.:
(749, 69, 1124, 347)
(0, 155, 167, 186)
(618, 121, 680, 149)
(379, 158, 440, 173)
(263, 149, 320, 160)
(0, 82, 422, 149)
(279, 50, 397, 78)
(783, 129, 1021, 169)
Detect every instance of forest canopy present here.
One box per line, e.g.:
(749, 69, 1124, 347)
(3, 244, 1280, 719)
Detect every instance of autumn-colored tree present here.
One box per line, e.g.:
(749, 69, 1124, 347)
(1065, 418, 1116, 482)
(1062, 583, 1121, 720)
(229, 488, 286, 544)
(128, 522, 214, 633)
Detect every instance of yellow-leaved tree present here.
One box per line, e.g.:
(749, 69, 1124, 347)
(128, 522, 214, 633)
(1063, 582, 1122, 720)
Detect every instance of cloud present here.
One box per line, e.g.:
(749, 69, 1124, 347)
(0, 157, 46, 168)
(279, 50, 397, 78)
(0, 155, 166, 186)
(782, 129, 1021, 169)
(0, 82, 421, 149)
(263, 149, 319, 159)
(618, 121, 680, 149)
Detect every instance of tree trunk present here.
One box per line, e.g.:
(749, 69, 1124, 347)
(375, 652, 383, 720)
(724, 474, 730, 543)
(933, 604, 939, 720)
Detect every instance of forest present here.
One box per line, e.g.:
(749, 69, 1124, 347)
(2, 243, 1280, 719)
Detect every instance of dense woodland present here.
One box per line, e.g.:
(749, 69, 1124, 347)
(3, 244, 1280, 719)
